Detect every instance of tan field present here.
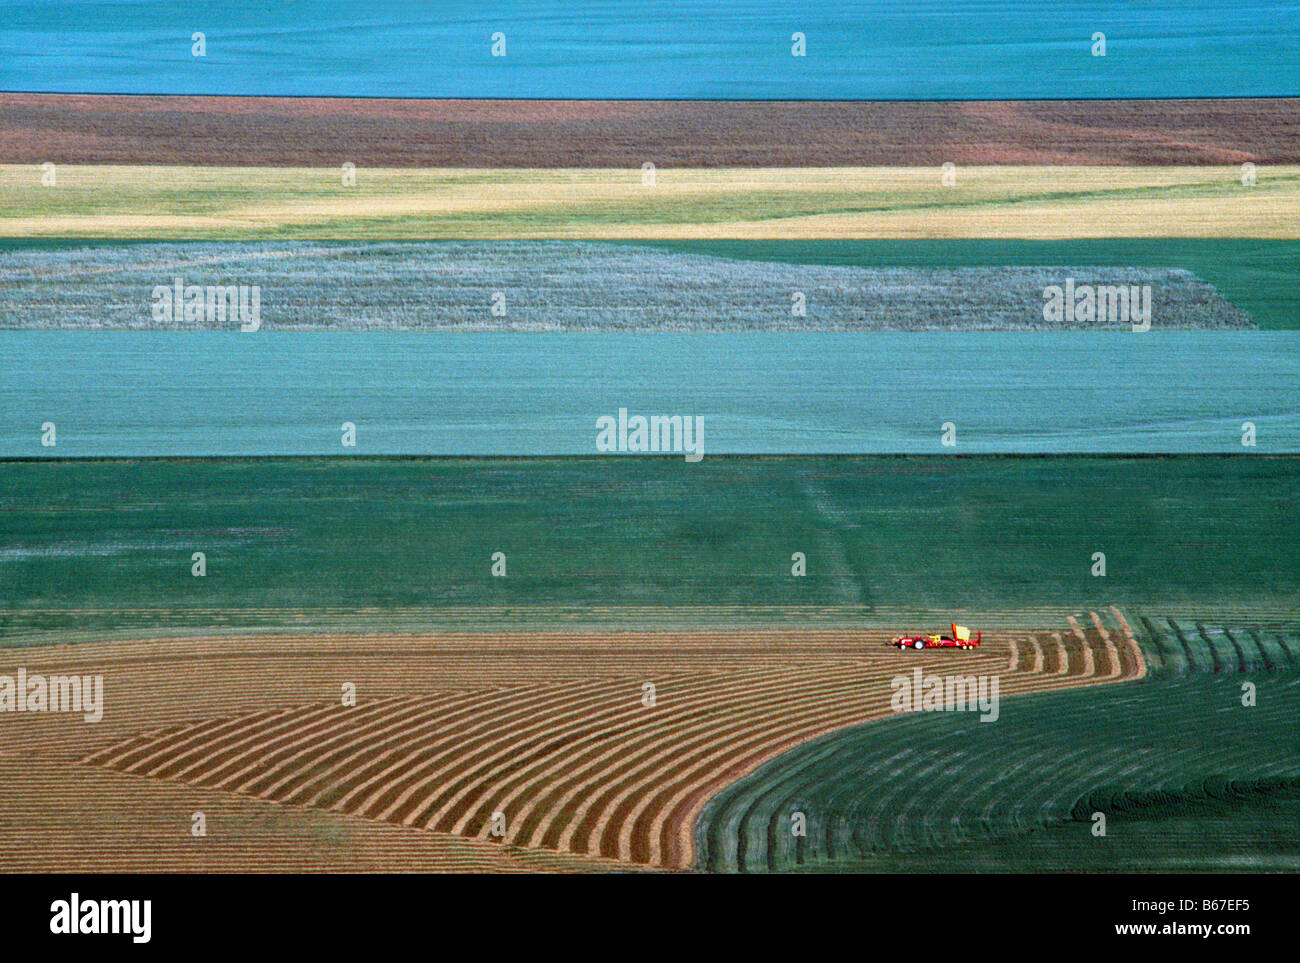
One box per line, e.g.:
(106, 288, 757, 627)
(0, 165, 1295, 239)
(0, 613, 1144, 872)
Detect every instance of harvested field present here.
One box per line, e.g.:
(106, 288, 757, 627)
(0, 755, 627, 873)
(0, 241, 1255, 330)
(2, 165, 1295, 240)
(3, 96, 1297, 168)
(0, 615, 1137, 872)
(2, 457, 1293, 871)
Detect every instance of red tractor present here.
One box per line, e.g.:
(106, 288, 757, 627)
(892, 624, 981, 651)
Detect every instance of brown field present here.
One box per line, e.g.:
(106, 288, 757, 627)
(0, 613, 1143, 872)
(1, 94, 1296, 167)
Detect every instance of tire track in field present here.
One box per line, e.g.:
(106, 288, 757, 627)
(799, 480, 871, 611)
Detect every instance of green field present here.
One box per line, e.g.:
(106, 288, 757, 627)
(698, 672, 1300, 873)
(2, 455, 1296, 641)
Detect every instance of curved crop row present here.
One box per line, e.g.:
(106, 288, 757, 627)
(697, 644, 1300, 872)
(1136, 616, 1299, 674)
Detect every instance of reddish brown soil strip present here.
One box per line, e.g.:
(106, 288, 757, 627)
(1, 94, 1295, 167)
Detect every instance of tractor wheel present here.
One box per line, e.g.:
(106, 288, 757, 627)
(913, 640, 925, 650)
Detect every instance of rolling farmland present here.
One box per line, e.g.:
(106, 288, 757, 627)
(2, 613, 1141, 871)
(1, 455, 1295, 870)
(1, 55, 1296, 879)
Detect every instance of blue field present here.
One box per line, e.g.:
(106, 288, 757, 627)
(1, 1, 1297, 99)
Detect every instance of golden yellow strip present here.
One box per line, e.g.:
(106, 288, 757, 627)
(0, 164, 1294, 239)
